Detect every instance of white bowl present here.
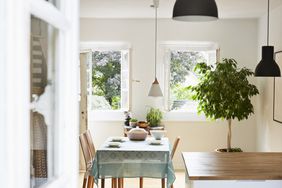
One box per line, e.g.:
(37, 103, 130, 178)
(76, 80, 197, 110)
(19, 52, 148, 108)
(150, 130, 166, 140)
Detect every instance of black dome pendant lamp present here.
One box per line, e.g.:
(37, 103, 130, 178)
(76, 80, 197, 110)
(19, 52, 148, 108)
(255, 0, 281, 77)
(172, 0, 218, 22)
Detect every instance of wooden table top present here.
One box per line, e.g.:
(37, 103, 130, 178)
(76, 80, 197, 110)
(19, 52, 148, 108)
(182, 152, 282, 180)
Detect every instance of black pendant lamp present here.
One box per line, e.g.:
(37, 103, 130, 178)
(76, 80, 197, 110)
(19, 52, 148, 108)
(172, 0, 218, 22)
(255, 0, 281, 77)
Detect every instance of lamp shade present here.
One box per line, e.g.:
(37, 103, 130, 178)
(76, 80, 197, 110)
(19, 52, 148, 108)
(172, 0, 218, 21)
(148, 78, 163, 97)
(255, 46, 281, 77)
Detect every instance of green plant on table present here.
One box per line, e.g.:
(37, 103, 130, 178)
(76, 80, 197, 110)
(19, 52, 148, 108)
(146, 108, 163, 127)
(130, 118, 138, 122)
(188, 58, 259, 152)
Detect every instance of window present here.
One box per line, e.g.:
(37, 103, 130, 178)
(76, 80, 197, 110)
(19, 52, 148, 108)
(91, 50, 129, 111)
(163, 42, 219, 113)
(80, 42, 131, 113)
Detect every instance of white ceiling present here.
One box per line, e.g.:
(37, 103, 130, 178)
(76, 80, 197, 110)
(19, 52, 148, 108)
(80, 0, 282, 19)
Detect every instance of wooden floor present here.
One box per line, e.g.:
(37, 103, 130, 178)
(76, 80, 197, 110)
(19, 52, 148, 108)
(78, 171, 185, 188)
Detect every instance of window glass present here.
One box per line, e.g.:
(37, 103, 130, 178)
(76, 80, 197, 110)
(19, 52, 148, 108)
(91, 50, 129, 111)
(30, 16, 57, 188)
(168, 49, 217, 112)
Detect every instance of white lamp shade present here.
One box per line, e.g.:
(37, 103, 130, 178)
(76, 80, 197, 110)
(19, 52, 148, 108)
(148, 78, 163, 97)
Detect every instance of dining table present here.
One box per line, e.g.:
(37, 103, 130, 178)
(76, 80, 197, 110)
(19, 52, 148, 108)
(91, 137, 176, 188)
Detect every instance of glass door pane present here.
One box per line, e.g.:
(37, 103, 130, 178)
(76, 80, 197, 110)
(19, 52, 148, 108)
(30, 15, 57, 188)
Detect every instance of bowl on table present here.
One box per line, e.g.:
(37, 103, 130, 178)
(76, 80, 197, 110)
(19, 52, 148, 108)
(150, 130, 166, 140)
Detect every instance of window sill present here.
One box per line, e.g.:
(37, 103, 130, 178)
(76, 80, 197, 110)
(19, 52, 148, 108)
(88, 110, 126, 122)
(163, 111, 208, 122)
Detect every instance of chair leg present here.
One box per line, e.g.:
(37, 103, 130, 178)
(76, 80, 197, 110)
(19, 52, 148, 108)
(139, 177, 143, 188)
(112, 178, 117, 188)
(171, 184, 174, 188)
(82, 177, 87, 188)
(101, 178, 105, 188)
(87, 176, 94, 188)
(118, 178, 123, 188)
(161, 178, 165, 188)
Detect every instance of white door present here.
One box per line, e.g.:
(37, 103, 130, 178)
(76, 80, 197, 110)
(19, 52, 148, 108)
(0, 0, 79, 188)
(79, 52, 92, 171)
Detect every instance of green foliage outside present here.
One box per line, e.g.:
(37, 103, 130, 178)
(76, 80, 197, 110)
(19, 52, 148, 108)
(170, 51, 206, 110)
(188, 58, 259, 151)
(146, 108, 163, 127)
(92, 51, 121, 110)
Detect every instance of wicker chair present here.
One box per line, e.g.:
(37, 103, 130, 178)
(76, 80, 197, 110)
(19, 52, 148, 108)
(79, 133, 93, 188)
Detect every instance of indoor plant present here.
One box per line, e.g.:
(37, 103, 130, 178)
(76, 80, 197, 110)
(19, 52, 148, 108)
(146, 108, 163, 127)
(189, 58, 259, 152)
(129, 118, 138, 127)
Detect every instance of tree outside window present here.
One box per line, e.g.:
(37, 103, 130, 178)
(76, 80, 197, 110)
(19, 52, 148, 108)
(91, 50, 129, 110)
(168, 49, 217, 111)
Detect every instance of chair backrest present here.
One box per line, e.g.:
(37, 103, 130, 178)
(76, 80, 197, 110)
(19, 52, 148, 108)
(85, 130, 96, 159)
(171, 137, 180, 159)
(79, 133, 92, 167)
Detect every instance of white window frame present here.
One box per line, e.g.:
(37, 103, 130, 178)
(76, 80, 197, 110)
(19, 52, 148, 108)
(80, 42, 132, 121)
(159, 41, 219, 122)
(0, 0, 79, 188)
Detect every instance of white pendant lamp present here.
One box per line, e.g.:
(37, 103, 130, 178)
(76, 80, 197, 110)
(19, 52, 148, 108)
(148, 0, 163, 97)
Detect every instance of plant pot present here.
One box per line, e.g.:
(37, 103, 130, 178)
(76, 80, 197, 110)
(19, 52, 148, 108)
(129, 122, 138, 127)
(138, 121, 149, 128)
(215, 148, 243, 152)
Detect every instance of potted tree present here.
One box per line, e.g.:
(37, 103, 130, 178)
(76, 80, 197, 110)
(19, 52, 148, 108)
(189, 58, 259, 152)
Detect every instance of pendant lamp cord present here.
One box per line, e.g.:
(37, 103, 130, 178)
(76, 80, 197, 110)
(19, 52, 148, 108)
(267, 0, 270, 45)
(154, 5, 158, 79)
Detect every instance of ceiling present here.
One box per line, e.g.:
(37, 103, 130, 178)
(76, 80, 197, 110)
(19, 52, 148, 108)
(80, 0, 282, 19)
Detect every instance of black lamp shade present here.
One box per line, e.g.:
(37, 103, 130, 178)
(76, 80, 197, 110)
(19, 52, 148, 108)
(172, 0, 218, 21)
(255, 46, 281, 77)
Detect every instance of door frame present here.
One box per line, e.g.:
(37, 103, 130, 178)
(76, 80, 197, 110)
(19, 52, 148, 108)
(0, 0, 79, 187)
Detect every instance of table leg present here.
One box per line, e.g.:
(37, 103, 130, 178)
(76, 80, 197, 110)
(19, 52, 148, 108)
(139, 177, 143, 188)
(161, 178, 165, 188)
(101, 178, 105, 188)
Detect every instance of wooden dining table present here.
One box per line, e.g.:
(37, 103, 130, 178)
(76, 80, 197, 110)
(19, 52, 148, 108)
(91, 137, 175, 188)
(182, 152, 282, 188)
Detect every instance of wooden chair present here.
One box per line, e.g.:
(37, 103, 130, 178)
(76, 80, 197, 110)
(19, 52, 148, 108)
(85, 130, 112, 188)
(139, 137, 181, 188)
(79, 133, 94, 188)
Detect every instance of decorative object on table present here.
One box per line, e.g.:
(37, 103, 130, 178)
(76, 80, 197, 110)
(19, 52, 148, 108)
(124, 111, 131, 126)
(107, 142, 121, 148)
(129, 118, 138, 127)
(146, 107, 163, 127)
(273, 51, 282, 124)
(148, 0, 163, 97)
(127, 127, 148, 141)
(188, 58, 259, 152)
(148, 139, 162, 145)
(137, 121, 149, 129)
(150, 130, 166, 140)
(255, 0, 280, 77)
(172, 0, 218, 22)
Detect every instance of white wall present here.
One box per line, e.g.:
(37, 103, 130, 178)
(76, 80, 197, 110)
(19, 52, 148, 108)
(256, 5, 282, 152)
(80, 18, 259, 169)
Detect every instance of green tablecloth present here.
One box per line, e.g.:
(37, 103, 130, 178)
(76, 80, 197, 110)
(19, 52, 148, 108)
(91, 137, 175, 188)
